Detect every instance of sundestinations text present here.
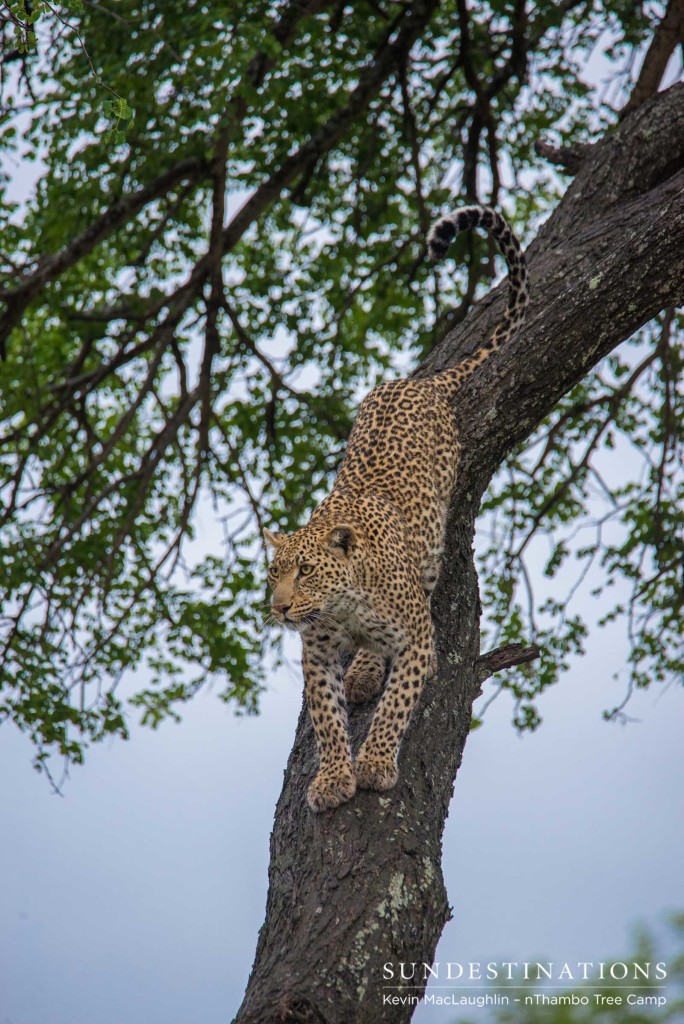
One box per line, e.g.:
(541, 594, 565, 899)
(382, 961, 667, 982)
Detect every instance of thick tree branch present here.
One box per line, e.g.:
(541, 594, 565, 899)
(621, 0, 684, 118)
(419, 82, 684, 486)
(235, 82, 684, 1024)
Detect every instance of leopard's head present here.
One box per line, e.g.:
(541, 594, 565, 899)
(264, 523, 360, 629)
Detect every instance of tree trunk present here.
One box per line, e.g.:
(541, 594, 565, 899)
(234, 83, 684, 1024)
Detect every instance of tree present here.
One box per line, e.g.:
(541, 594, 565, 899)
(1, 0, 681, 772)
(234, 76, 684, 1022)
(0, 0, 681, 1017)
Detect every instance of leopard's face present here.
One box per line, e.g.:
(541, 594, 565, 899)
(264, 524, 359, 629)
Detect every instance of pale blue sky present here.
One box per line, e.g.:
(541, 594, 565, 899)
(1, 606, 681, 1024)
(1, 25, 682, 1024)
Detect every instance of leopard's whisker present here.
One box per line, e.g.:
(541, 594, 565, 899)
(256, 612, 278, 636)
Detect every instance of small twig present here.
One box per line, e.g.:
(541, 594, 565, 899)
(534, 138, 590, 175)
(477, 642, 541, 682)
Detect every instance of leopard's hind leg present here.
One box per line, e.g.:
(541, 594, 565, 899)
(354, 592, 436, 793)
(344, 649, 387, 704)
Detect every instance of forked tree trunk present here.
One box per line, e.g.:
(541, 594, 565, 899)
(235, 83, 684, 1024)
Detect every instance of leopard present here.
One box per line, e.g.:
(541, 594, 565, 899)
(265, 206, 528, 812)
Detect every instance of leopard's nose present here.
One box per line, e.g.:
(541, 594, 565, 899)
(272, 601, 292, 616)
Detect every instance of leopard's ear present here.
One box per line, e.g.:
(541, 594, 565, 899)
(324, 525, 357, 560)
(263, 528, 287, 550)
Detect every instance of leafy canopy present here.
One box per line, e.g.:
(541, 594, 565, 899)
(0, 1, 680, 775)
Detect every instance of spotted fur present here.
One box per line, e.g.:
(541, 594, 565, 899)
(266, 205, 528, 812)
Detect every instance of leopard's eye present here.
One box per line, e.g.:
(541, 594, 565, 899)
(268, 564, 279, 579)
(299, 563, 315, 577)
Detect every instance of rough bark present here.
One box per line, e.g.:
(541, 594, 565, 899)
(234, 83, 684, 1024)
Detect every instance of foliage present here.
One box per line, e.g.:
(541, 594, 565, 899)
(476, 310, 684, 731)
(0, 1, 679, 774)
(453, 914, 684, 1023)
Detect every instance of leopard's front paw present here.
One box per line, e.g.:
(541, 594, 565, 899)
(307, 765, 357, 813)
(354, 750, 398, 792)
(344, 651, 386, 704)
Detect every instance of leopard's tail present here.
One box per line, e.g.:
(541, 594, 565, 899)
(427, 205, 528, 397)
